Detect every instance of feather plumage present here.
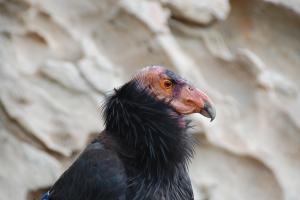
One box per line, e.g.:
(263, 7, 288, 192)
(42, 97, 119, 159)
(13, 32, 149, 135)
(42, 65, 217, 200)
(103, 80, 194, 200)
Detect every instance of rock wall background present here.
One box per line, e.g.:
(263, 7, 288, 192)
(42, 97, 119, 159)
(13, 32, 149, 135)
(0, 0, 299, 199)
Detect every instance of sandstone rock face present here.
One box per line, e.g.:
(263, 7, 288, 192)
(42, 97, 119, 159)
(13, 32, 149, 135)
(0, 0, 299, 200)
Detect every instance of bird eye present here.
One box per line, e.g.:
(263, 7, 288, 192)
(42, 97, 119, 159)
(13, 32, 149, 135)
(163, 80, 173, 89)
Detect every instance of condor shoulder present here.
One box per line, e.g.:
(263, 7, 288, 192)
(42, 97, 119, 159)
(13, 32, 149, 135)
(49, 139, 127, 200)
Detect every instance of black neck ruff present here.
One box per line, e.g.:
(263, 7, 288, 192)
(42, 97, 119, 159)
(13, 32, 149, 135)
(103, 80, 194, 174)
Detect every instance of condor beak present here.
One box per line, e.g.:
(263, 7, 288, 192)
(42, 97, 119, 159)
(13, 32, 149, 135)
(184, 85, 216, 121)
(200, 100, 216, 121)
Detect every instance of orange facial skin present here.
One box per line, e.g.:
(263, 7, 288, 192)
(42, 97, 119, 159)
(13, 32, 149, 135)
(134, 66, 216, 121)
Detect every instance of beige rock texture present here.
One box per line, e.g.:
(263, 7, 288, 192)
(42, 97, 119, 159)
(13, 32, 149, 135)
(0, 0, 299, 199)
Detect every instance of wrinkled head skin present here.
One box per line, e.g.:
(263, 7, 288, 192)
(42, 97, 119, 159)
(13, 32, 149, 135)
(134, 66, 216, 121)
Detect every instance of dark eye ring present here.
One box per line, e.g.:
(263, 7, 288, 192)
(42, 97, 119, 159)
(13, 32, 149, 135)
(164, 80, 173, 88)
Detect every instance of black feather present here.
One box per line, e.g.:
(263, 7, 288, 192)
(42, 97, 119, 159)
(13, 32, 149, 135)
(46, 79, 195, 200)
(104, 80, 195, 200)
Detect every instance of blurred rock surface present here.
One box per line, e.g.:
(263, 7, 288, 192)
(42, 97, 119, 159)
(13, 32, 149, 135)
(0, 0, 299, 199)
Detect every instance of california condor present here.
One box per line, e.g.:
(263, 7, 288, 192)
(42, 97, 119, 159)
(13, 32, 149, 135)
(42, 66, 216, 200)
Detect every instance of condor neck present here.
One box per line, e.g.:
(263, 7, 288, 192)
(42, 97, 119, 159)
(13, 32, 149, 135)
(103, 80, 193, 170)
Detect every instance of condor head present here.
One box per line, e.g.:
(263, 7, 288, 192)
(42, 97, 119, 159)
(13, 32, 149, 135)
(134, 66, 216, 121)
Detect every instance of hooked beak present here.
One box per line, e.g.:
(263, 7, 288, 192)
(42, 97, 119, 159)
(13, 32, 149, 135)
(183, 85, 216, 121)
(200, 100, 216, 121)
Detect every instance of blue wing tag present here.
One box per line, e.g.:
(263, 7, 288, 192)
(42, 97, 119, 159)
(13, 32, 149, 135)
(40, 191, 49, 200)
